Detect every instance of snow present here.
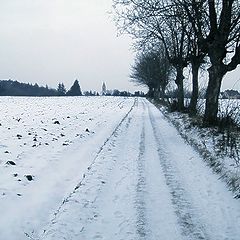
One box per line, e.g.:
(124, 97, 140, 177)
(147, 103, 240, 239)
(0, 96, 240, 240)
(158, 99, 240, 197)
(0, 96, 135, 239)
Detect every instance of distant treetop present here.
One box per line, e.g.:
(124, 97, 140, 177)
(57, 83, 66, 96)
(67, 79, 82, 96)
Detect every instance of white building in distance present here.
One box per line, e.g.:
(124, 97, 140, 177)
(102, 82, 107, 95)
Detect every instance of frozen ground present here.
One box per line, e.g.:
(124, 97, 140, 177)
(0, 96, 240, 240)
(158, 98, 240, 197)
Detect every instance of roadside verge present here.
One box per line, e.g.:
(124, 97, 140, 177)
(149, 99, 240, 199)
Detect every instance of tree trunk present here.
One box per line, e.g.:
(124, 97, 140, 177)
(188, 62, 200, 115)
(153, 87, 160, 100)
(148, 87, 154, 98)
(204, 65, 225, 125)
(175, 66, 185, 111)
(160, 85, 166, 101)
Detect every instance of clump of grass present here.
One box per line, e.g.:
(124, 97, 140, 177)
(214, 100, 240, 166)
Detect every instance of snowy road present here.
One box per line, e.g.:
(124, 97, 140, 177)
(40, 98, 240, 240)
(1, 97, 240, 239)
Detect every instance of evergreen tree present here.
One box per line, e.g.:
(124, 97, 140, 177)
(57, 83, 66, 96)
(67, 79, 82, 96)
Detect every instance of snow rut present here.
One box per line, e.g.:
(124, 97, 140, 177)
(28, 97, 240, 240)
(146, 99, 240, 240)
(39, 98, 195, 240)
(38, 98, 141, 240)
(147, 102, 209, 240)
(135, 120, 148, 239)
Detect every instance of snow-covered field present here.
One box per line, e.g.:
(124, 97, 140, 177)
(0, 96, 135, 239)
(0, 96, 240, 240)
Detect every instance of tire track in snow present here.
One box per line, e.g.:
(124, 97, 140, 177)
(146, 101, 210, 240)
(36, 98, 138, 240)
(135, 106, 148, 239)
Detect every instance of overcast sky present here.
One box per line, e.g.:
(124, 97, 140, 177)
(0, 0, 142, 92)
(0, 0, 239, 92)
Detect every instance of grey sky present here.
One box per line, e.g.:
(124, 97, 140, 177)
(0, 0, 239, 92)
(0, 0, 142, 92)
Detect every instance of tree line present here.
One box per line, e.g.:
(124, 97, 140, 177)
(113, 0, 240, 125)
(0, 79, 144, 97)
(0, 79, 82, 96)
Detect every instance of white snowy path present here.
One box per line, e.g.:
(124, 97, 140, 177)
(40, 98, 240, 240)
(0, 97, 240, 240)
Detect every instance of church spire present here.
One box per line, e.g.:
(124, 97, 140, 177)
(102, 82, 107, 95)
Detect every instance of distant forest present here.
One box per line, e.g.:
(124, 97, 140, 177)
(0, 80, 58, 96)
(0, 79, 144, 97)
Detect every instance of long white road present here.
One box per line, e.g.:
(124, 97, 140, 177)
(36, 98, 240, 240)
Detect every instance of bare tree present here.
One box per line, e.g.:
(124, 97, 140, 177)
(183, 20, 207, 115)
(179, 0, 240, 124)
(130, 47, 171, 99)
(113, 0, 190, 111)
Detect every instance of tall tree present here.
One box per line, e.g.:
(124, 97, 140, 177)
(67, 79, 82, 96)
(185, 24, 206, 115)
(113, 0, 190, 110)
(130, 47, 171, 99)
(179, 0, 240, 123)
